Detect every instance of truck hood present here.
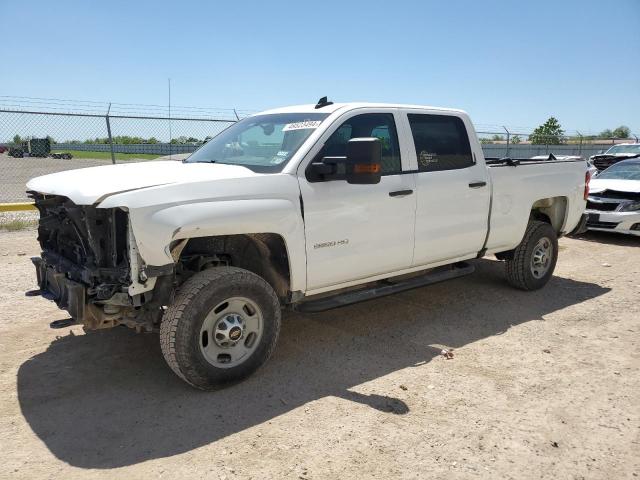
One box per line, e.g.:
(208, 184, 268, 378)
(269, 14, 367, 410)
(26, 161, 259, 205)
(589, 178, 640, 194)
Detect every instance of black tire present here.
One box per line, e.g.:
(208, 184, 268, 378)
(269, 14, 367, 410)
(505, 220, 558, 291)
(160, 266, 281, 390)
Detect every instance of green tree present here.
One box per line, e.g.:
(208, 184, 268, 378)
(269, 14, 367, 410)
(13, 134, 21, 144)
(491, 134, 504, 141)
(612, 126, 630, 139)
(511, 135, 521, 144)
(598, 129, 613, 139)
(529, 117, 565, 145)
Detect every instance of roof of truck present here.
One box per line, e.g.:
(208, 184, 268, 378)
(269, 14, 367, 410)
(258, 102, 467, 116)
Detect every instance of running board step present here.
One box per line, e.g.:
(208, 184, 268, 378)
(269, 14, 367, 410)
(294, 262, 475, 313)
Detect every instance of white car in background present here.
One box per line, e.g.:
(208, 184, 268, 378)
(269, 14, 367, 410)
(586, 159, 640, 236)
(589, 143, 640, 173)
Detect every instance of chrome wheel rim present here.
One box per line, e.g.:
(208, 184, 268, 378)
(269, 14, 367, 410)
(199, 296, 263, 369)
(530, 237, 553, 279)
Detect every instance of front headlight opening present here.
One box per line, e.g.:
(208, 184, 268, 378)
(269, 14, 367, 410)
(620, 201, 640, 212)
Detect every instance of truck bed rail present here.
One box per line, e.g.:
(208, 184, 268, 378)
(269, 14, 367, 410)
(485, 154, 585, 167)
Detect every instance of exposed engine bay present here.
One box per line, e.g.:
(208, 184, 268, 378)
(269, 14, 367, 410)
(29, 193, 172, 331)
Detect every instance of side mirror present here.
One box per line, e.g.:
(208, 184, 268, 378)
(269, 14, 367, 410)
(346, 137, 382, 185)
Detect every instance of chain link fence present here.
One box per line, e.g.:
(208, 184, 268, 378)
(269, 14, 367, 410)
(0, 108, 240, 227)
(0, 109, 237, 205)
(476, 129, 639, 160)
(1, 107, 638, 226)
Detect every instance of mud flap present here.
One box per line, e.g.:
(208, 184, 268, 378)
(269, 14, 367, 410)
(567, 213, 588, 237)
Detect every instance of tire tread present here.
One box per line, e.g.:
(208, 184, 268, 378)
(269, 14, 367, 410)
(505, 220, 557, 291)
(160, 267, 280, 390)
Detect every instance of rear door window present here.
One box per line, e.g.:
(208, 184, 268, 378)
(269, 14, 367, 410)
(407, 114, 473, 172)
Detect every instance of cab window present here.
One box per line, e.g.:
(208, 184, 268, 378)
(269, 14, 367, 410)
(408, 114, 473, 172)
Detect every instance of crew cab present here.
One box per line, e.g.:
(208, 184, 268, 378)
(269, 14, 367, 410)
(26, 99, 589, 389)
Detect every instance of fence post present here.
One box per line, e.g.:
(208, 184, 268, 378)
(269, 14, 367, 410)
(577, 131, 583, 156)
(503, 126, 510, 157)
(546, 134, 550, 155)
(168, 78, 172, 161)
(105, 103, 116, 165)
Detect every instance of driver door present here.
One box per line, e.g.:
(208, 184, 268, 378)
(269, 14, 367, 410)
(297, 110, 417, 292)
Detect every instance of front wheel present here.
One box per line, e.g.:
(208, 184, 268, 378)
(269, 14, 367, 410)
(160, 267, 281, 390)
(505, 220, 558, 291)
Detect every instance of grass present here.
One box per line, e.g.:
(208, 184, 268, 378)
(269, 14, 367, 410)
(0, 219, 38, 231)
(51, 150, 162, 161)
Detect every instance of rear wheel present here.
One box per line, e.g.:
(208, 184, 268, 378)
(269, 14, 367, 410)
(505, 220, 558, 291)
(160, 267, 281, 390)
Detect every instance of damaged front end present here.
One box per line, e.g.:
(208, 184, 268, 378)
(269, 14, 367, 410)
(29, 193, 173, 331)
(590, 154, 640, 172)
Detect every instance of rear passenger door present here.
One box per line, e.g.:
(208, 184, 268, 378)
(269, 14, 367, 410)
(406, 112, 490, 266)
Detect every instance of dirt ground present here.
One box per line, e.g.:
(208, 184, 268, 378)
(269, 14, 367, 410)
(0, 229, 638, 480)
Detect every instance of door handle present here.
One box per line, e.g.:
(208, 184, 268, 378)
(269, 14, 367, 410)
(389, 189, 414, 197)
(468, 181, 487, 188)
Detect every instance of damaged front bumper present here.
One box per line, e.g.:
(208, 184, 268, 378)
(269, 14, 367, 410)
(28, 193, 173, 331)
(32, 256, 86, 322)
(31, 255, 139, 330)
(585, 210, 640, 237)
(31, 252, 174, 331)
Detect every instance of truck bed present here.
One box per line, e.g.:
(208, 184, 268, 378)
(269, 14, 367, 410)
(484, 156, 587, 254)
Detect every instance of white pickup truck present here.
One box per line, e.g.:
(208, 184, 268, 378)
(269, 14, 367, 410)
(27, 99, 589, 389)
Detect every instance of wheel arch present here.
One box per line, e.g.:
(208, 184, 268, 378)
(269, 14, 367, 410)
(174, 233, 293, 301)
(530, 196, 568, 233)
(495, 198, 566, 261)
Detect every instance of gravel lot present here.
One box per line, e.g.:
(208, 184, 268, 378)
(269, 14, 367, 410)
(0, 153, 175, 203)
(1, 153, 112, 203)
(0, 229, 638, 479)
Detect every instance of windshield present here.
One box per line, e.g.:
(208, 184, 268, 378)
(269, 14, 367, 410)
(605, 144, 640, 155)
(186, 112, 330, 172)
(597, 162, 640, 180)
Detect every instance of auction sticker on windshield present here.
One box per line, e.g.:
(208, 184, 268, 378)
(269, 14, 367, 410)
(283, 120, 322, 131)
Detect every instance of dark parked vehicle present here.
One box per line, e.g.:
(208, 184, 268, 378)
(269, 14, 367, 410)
(590, 143, 640, 172)
(8, 138, 52, 158)
(49, 152, 73, 159)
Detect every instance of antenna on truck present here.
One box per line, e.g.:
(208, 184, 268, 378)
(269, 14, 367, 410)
(315, 96, 334, 109)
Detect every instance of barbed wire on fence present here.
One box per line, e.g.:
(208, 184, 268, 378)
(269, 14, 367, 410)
(0, 95, 256, 120)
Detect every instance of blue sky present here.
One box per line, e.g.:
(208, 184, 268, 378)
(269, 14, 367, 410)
(1, 0, 639, 134)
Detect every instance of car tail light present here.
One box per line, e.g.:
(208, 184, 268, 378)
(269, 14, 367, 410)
(584, 171, 591, 200)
